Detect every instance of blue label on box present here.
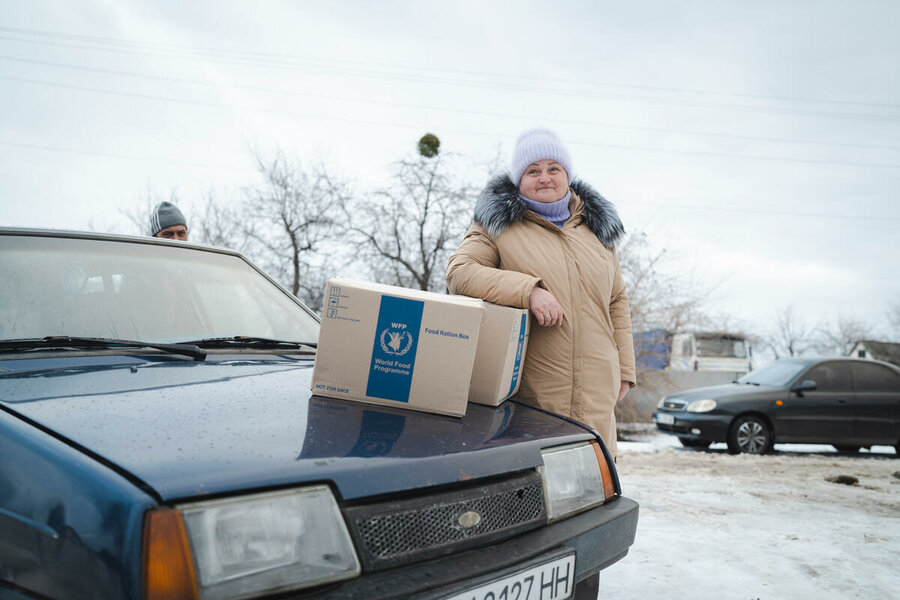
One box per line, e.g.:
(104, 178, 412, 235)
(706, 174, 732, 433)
(508, 313, 527, 396)
(366, 295, 424, 403)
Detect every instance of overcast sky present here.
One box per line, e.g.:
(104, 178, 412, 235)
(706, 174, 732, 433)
(2, 0, 898, 345)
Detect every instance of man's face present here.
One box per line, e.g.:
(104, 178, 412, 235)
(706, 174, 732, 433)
(155, 225, 188, 241)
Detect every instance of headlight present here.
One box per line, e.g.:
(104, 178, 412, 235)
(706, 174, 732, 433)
(686, 399, 717, 412)
(539, 441, 613, 522)
(145, 486, 360, 600)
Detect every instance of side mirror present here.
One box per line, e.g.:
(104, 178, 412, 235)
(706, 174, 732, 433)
(790, 379, 816, 394)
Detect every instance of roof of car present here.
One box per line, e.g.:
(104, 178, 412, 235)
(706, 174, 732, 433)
(772, 355, 899, 369)
(0, 226, 239, 256)
(806, 355, 900, 372)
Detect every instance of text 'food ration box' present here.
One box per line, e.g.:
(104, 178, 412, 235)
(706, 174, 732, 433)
(312, 277, 485, 417)
(468, 303, 530, 406)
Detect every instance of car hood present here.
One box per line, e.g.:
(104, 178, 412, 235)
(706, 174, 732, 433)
(664, 382, 776, 402)
(0, 354, 592, 502)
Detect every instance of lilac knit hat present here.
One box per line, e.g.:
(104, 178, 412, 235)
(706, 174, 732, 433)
(509, 129, 573, 185)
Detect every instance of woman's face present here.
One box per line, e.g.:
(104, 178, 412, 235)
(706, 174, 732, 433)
(518, 159, 569, 203)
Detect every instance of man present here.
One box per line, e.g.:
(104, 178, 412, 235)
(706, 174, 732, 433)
(150, 201, 188, 241)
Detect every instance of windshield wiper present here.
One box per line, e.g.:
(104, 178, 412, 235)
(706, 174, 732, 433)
(182, 336, 317, 352)
(0, 336, 206, 361)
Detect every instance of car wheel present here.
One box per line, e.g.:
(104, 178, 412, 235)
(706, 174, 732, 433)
(678, 437, 712, 449)
(727, 416, 772, 455)
(832, 445, 860, 454)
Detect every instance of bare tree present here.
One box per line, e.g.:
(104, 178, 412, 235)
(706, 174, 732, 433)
(120, 186, 254, 254)
(342, 136, 475, 291)
(814, 314, 873, 356)
(119, 186, 184, 236)
(615, 230, 713, 425)
(887, 303, 900, 341)
(191, 190, 254, 253)
(765, 305, 814, 358)
(245, 149, 350, 311)
(619, 231, 710, 364)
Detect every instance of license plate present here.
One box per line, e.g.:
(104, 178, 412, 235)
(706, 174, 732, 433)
(657, 412, 675, 425)
(441, 554, 574, 600)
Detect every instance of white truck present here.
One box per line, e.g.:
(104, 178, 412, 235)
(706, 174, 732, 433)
(667, 331, 753, 373)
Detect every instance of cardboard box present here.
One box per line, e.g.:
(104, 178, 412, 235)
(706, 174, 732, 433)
(312, 277, 484, 417)
(468, 303, 530, 406)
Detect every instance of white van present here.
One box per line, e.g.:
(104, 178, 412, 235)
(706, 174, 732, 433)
(668, 332, 752, 373)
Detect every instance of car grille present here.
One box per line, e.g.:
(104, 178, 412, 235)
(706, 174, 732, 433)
(342, 470, 546, 571)
(661, 399, 688, 411)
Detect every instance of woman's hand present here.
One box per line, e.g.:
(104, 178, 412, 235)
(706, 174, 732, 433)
(617, 381, 630, 402)
(528, 286, 563, 327)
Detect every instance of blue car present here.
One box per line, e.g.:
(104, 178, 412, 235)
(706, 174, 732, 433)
(0, 229, 638, 600)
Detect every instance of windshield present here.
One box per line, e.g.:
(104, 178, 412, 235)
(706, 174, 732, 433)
(695, 337, 747, 358)
(0, 234, 319, 344)
(738, 360, 808, 386)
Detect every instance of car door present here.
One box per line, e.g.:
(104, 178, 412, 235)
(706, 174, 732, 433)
(780, 361, 854, 443)
(850, 361, 900, 445)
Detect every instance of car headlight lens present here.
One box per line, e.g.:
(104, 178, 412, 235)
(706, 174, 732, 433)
(540, 441, 612, 522)
(686, 399, 717, 412)
(178, 486, 360, 600)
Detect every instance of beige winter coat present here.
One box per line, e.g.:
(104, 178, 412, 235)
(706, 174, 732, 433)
(446, 176, 636, 456)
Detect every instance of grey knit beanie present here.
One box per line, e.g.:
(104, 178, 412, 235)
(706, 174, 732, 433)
(509, 129, 573, 185)
(150, 201, 187, 236)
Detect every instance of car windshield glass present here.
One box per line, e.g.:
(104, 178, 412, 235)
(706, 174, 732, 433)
(695, 337, 747, 358)
(738, 360, 807, 386)
(0, 235, 319, 345)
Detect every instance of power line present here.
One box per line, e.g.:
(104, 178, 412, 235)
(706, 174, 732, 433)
(628, 201, 900, 222)
(3, 24, 898, 111)
(4, 74, 900, 170)
(2, 31, 899, 123)
(4, 140, 895, 223)
(4, 55, 898, 153)
(0, 140, 250, 171)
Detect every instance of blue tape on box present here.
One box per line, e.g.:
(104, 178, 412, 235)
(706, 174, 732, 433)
(508, 313, 527, 396)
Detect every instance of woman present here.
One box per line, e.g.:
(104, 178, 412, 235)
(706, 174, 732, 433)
(447, 129, 636, 458)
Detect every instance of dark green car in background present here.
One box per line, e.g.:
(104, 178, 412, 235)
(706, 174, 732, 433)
(655, 357, 900, 454)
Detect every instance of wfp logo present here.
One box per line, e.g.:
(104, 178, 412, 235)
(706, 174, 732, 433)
(379, 323, 414, 356)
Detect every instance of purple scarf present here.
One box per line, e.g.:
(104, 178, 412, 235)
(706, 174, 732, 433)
(520, 190, 571, 228)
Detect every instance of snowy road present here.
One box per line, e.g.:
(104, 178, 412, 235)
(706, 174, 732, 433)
(600, 433, 899, 600)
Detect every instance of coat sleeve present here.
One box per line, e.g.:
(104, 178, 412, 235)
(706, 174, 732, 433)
(609, 248, 637, 386)
(446, 224, 542, 309)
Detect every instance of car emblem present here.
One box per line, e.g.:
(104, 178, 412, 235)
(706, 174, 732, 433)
(457, 511, 482, 528)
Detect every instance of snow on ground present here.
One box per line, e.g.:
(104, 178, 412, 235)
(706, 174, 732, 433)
(599, 430, 899, 600)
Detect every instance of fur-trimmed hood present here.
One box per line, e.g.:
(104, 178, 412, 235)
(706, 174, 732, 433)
(473, 174, 625, 248)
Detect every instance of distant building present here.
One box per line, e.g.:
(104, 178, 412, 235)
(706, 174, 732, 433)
(849, 340, 900, 367)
